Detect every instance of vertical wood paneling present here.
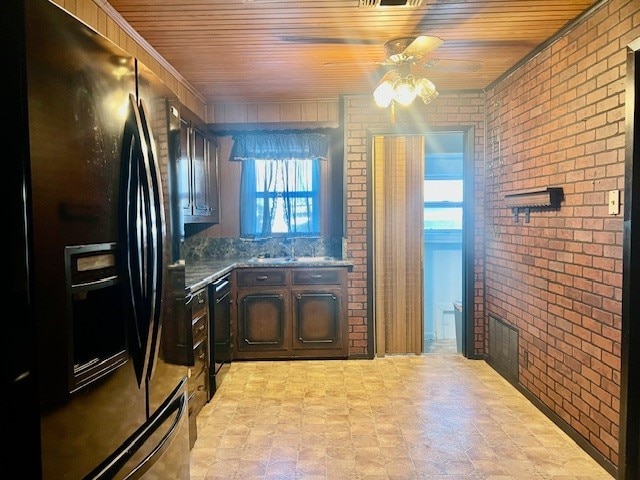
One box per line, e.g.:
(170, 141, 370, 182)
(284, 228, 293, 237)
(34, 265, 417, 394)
(301, 102, 319, 122)
(51, 0, 207, 121)
(211, 101, 340, 124)
(280, 103, 302, 122)
(257, 104, 281, 122)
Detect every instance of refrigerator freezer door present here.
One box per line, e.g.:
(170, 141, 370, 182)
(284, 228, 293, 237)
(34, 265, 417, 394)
(84, 378, 190, 480)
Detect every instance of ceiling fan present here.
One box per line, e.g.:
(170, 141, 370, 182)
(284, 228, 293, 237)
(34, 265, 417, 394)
(321, 34, 483, 75)
(281, 33, 482, 121)
(319, 34, 482, 121)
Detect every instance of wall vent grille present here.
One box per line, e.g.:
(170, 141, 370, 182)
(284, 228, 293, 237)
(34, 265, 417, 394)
(359, 0, 425, 8)
(488, 315, 519, 383)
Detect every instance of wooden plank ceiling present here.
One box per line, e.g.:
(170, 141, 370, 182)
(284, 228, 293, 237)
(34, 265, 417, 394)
(106, 0, 600, 104)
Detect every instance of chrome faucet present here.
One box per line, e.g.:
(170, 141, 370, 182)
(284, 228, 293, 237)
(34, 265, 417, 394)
(279, 238, 295, 258)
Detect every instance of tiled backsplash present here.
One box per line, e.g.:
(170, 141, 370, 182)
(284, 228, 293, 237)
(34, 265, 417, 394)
(183, 236, 343, 262)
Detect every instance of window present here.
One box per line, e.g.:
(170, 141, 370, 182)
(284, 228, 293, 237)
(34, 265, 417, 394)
(241, 158, 320, 237)
(231, 133, 329, 238)
(423, 179, 463, 230)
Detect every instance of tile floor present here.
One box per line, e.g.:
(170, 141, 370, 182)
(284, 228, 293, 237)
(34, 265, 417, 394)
(423, 339, 458, 355)
(190, 355, 614, 479)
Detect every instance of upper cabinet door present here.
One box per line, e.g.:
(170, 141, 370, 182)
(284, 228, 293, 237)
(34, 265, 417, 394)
(178, 119, 192, 217)
(180, 123, 220, 225)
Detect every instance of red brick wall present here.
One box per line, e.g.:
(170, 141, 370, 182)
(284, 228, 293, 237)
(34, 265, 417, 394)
(343, 93, 486, 356)
(484, 0, 638, 467)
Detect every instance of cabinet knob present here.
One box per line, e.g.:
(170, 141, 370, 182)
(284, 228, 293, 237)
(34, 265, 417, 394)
(256, 275, 268, 281)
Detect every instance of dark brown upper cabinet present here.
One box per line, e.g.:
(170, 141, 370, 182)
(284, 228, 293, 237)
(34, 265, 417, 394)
(178, 116, 220, 225)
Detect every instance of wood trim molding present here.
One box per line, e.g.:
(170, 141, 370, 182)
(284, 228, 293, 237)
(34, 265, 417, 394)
(92, 0, 205, 104)
(618, 34, 640, 480)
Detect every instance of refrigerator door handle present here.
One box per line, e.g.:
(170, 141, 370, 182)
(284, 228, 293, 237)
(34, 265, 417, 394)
(83, 379, 188, 480)
(121, 93, 155, 386)
(137, 96, 166, 383)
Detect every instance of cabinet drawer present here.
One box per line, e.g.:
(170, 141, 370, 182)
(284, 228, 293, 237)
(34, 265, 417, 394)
(192, 312, 207, 344)
(292, 268, 343, 285)
(237, 269, 287, 287)
(188, 373, 208, 417)
(192, 288, 208, 317)
(192, 338, 207, 378)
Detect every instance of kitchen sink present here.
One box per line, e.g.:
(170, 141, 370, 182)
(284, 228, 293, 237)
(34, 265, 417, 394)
(247, 256, 291, 263)
(288, 256, 334, 262)
(246, 256, 335, 264)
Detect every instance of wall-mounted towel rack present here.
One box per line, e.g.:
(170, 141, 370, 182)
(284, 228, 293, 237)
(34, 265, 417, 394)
(504, 187, 563, 223)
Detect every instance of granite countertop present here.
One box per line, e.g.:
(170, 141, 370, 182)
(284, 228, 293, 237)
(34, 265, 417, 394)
(185, 256, 354, 293)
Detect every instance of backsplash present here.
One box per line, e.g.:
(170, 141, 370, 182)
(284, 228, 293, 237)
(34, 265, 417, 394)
(183, 236, 344, 262)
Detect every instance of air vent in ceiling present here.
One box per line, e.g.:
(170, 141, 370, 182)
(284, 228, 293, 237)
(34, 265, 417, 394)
(359, 0, 425, 8)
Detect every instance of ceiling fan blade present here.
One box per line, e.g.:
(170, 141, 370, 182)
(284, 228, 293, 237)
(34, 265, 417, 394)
(401, 35, 443, 61)
(323, 60, 382, 67)
(423, 58, 483, 72)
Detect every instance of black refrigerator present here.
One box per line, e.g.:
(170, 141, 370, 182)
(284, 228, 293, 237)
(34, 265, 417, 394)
(3, 0, 190, 478)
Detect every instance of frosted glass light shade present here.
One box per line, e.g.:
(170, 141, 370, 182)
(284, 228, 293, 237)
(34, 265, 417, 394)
(393, 78, 417, 105)
(373, 71, 438, 109)
(373, 80, 395, 107)
(415, 77, 439, 104)
(373, 71, 400, 107)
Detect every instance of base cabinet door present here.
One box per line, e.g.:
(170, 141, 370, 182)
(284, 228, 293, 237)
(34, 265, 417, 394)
(236, 289, 289, 357)
(233, 266, 348, 360)
(291, 289, 344, 352)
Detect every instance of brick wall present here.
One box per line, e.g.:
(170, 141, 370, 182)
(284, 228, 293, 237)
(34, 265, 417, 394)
(342, 93, 486, 356)
(484, 0, 638, 467)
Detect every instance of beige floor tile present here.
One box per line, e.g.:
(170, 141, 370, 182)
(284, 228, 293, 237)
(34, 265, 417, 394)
(190, 356, 614, 479)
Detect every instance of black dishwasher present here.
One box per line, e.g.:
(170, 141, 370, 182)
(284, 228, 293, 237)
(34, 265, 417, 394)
(209, 274, 232, 396)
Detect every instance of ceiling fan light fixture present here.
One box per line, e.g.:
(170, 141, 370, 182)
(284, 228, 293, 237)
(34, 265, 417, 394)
(415, 77, 439, 104)
(393, 76, 417, 105)
(359, 0, 425, 8)
(373, 70, 400, 107)
(374, 72, 438, 109)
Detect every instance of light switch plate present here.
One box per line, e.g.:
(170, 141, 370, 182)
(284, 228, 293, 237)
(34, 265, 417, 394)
(608, 189, 620, 215)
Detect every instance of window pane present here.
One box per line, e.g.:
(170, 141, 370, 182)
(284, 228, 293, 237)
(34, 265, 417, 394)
(424, 179, 463, 202)
(252, 159, 319, 235)
(271, 197, 287, 233)
(424, 208, 462, 230)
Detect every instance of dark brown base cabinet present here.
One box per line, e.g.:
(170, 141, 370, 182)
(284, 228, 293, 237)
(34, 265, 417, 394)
(292, 288, 345, 352)
(233, 267, 348, 360)
(186, 287, 209, 448)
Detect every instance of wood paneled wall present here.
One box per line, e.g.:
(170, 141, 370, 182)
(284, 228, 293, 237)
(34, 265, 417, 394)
(210, 100, 339, 124)
(52, 0, 207, 121)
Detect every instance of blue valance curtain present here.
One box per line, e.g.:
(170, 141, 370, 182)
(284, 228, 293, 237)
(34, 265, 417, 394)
(230, 133, 329, 161)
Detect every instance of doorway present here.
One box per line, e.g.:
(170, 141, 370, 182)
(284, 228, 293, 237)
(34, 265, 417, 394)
(618, 36, 640, 480)
(422, 132, 464, 354)
(368, 126, 474, 357)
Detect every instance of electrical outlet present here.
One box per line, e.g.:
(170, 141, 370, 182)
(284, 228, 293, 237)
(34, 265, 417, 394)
(608, 190, 620, 215)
